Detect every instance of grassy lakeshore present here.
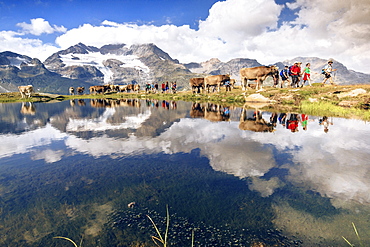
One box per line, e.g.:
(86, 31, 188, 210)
(1, 84, 370, 120)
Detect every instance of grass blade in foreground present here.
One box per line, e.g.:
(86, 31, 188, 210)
(342, 222, 363, 247)
(53, 236, 83, 247)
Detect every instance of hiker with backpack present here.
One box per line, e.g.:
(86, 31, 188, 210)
(321, 60, 337, 86)
(290, 62, 301, 88)
(279, 65, 290, 88)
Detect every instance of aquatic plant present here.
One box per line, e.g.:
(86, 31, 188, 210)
(147, 205, 195, 247)
(147, 205, 170, 247)
(342, 222, 363, 247)
(53, 236, 83, 247)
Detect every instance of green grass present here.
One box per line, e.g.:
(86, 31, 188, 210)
(300, 101, 370, 121)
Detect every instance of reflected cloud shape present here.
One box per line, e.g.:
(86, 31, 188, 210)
(249, 177, 283, 197)
(247, 117, 370, 206)
(66, 108, 151, 132)
(0, 124, 68, 158)
(32, 149, 64, 163)
(159, 119, 276, 178)
(2, 105, 370, 209)
(64, 134, 168, 158)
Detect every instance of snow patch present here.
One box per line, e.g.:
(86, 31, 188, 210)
(60, 52, 150, 84)
(7, 57, 30, 68)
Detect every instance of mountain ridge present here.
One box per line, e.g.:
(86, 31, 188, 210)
(1, 42, 369, 94)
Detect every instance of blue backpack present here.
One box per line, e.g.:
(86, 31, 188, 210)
(280, 69, 288, 78)
(288, 66, 293, 76)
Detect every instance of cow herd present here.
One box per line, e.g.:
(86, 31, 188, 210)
(16, 66, 279, 99)
(190, 102, 275, 132)
(68, 84, 141, 95)
(189, 75, 233, 94)
(190, 65, 279, 93)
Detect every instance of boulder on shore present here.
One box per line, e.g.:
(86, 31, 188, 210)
(243, 93, 275, 103)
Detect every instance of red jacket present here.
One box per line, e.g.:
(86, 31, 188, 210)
(290, 65, 300, 76)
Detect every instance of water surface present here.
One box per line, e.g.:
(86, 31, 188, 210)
(1, 99, 370, 246)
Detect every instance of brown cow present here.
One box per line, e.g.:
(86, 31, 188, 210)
(20, 102, 36, 115)
(76, 87, 84, 95)
(190, 103, 230, 122)
(116, 99, 141, 108)
(190, 102, 205, 118)
(204, 103, 230, 122)
(133, 84, 140, 93)
(124, 84, 140, 93)
(109, 84, 120, 92)
(240, 66, 279, 91)
(239, 108, 275, 132)
(78, 99, 86, 106)
(204, 74, 230, 93)
(89, 85, 110, 94)
(229, 79, 236, 88)
(90, 99, 112, 108)
(117, 85, 128, 92)
(189, 78, 204, 94)
(18, 85, 34, 98)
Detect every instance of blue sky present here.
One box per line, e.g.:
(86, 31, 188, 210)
(1, 0, 220, 29)
(0, 0, 369, 73)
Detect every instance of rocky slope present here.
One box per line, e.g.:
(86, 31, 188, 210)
(43, 42, 195, 87)
(0, 51, 92, 94)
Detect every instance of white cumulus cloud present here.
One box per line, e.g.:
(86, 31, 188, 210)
(1, 0, 370, 73)
(16, 18, 67, 36)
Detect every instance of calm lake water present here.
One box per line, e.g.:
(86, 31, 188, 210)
(1, 99, 370, 246)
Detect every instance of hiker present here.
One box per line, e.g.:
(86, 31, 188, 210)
(171, 81, 177, 93)
(165, 81, 169, 93)
(301, 63, 312, 87)
(290, 62, 301, 88)
(280, 66, 290, 88)
(145, 83, 151, 93)
(225, 80, 231, 91)
(321, 60, 337, 86)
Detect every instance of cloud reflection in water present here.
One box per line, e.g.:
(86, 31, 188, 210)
(1, 107, 370, 209)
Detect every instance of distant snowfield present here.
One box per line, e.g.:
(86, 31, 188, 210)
(8, 57, 31, 68)
(60, 52, 150, 84)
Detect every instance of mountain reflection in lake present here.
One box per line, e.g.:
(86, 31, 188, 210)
(1, 99, 370, 246)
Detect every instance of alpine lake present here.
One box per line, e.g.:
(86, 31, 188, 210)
(1, 96, 370, 247)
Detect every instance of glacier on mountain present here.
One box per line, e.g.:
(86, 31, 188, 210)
(60, 52, 150, 84)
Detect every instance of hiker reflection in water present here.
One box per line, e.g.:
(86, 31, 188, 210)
(286, 113, 300, 132)
(253, 110, 262, 120)
(278, 113, 287, 127)
(270, 112, 278, 127)
(301, 114, 309, 131)
(319, 116, 333, 133)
